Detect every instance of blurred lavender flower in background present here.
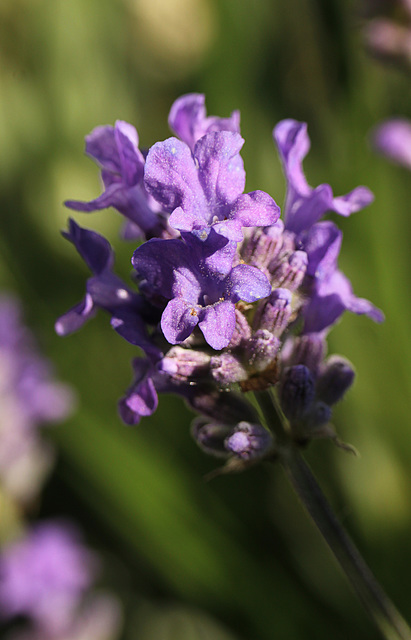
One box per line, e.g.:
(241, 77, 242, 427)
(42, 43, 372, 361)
(372, 118, 411, 168)
(0, 296, 122, 640)
(0, 296, 74, 505)
(0, 521, 122, 640)
(361, 0, 411, 69)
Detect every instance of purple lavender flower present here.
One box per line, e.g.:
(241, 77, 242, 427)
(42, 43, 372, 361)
(372, 118, 411, 169)
(65, 95, 243, 242)
(272, 121, 384, 332)
(0, 522, 122, 640)
(65, 120, 172, 241)
(302, 263, 384, 333)
(55, 219, 161, 358)
(297, 220, 384, 332)
(0, 297, 73, 425)
(58, 94, 384, 461)
(133, 235, 271, 349)
(118, 358, 159, 425)
(273, 119, 374, 234)
(192, 418, 274, 463)
(144, 131, 280, 241)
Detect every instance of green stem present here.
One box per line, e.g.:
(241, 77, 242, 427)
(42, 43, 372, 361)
(255, 389, 411, 640)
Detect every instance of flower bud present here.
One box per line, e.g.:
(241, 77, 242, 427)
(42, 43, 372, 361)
(253, 288, 292, 335)
(241, 221, 284, 270)
(279, 365, 315, 421)
(246, 330, 280, 373)
(283, 334, 326, 376)
(271, 250, 308, 292)
(304, 401, 332, 430)
(225, 422, 274, 461)
(210, 353, 248, 386)
(227, 309, 252, 348)
(289, 401, 332, 445)
(316, 355, 355, 405)
(158, 346, 211, 382)
(189, 387, 260, 424)
(191, 418, 232, 457)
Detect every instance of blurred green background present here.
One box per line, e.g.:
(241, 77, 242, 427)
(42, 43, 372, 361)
(1, 0, 411, 638)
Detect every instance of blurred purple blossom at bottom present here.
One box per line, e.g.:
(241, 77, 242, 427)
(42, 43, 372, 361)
(0, 522, 122, 640)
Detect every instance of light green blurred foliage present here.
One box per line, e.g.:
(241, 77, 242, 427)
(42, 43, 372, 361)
(1, 0, 411, 639)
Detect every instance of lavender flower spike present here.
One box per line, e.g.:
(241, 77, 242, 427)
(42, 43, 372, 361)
(372, 118, 411, 169)
(274, 119, 374, 234)
(56, 219, 160, 357)
(57, 93, 384, 453)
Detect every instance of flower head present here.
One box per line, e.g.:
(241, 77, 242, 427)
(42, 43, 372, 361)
(58, 95, 384, 466)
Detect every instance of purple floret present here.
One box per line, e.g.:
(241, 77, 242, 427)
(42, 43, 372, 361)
(56, 220, 161, 357)
(145, 131, 279, 242)
(0, 296, 74, 504)
(118, 358, 159, 425)
(303, 267, 384, 333)
(298, 220, 384, 332)
(65, 121, 172, 240)
(0, 297, 72, 427)
(273, 119, 374, 234)
(133, 236, 271, 350)
(272, 121, 383, 331)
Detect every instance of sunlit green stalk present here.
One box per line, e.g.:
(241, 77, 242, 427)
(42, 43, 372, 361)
(255, 389, 411, 640)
